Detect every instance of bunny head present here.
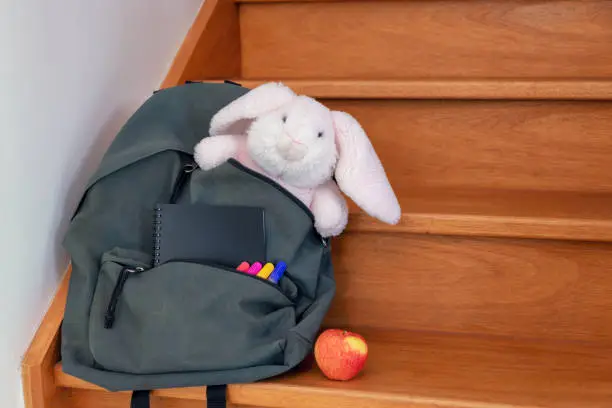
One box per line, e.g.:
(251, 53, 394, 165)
(211, 83, 337, 189)
(247, 95, 338, 189)
(210, 82, 401, 225)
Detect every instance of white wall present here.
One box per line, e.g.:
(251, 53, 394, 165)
(0, 1, 203, 406)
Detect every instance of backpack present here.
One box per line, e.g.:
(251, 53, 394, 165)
(61, 82, 336, 407)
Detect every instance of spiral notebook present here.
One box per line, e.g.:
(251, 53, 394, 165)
(152, 204, 266, 267)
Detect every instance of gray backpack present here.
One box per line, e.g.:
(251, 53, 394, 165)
(61, 82, 336, 407)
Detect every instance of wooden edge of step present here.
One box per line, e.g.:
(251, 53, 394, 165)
(21, 267, 71, 408)
(345, 189, 612, 242)
(197, 79, 612, 100)
(161, 0, 241, 89)
(347, 212, 612, 242)
(56, 328, 612, 408)
(53, 362, 519, 408)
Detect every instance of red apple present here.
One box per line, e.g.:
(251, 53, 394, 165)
(314, 329, 368, 381)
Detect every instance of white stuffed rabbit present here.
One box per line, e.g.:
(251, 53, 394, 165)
(194, 82, 401, 237)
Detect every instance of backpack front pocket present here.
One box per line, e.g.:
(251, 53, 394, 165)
(89, 256, 297, 375)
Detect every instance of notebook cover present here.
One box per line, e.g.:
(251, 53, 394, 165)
(153, 204, 266, 267)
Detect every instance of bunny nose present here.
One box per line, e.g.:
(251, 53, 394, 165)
(277, 136, 307, 161)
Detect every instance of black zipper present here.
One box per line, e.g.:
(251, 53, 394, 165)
(205, 261, 295, 303)
(103, 261, 294, 329)
(227, 159, 330, 247)
(169, 162, 197, 204)
(104, 159, 308, 329)
(173, 158, 328, 246)
(104, 266, 146, 329)
(227, 159, 315, 222)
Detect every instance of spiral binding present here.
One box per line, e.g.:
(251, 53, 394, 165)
(152, 206, 162, 266)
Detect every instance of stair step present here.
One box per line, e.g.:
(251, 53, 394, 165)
(54, 331, 612, 408)
(228, 79, 612, 100)
(348, 188, 612, 242)
(332, 99, 612, 193)
(239, 0, 612, 80)
(328, 231, 612, 342)
(197, 84, 612, 195)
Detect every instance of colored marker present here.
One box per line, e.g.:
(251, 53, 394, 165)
(236, 262, 250, 272)
(257, 263, 275, 279)
(246, 262, 263, 275)
(268, 261, 287, 284)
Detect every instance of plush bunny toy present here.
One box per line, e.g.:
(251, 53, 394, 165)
(194, 82, 401, 237)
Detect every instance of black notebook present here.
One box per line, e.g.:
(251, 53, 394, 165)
(153, 204, 266, 267)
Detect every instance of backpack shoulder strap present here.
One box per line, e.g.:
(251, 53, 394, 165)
(207, 384, 227, 408)
(129, 386, 227, 408)
(131, 391, 149, 408)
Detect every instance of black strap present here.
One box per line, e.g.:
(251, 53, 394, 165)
(130, 390, 150, 408)
(185, 80, 242, 87)
(224, 80, 242, 87)
(130, 386, 226, 407)
(207, 384, 227, 408)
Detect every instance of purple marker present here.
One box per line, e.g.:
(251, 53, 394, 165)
(268, 261, 287, 284)
(246, 262, 263, 275)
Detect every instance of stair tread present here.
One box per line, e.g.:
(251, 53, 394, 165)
(54, 331, 612, 408)
(348, 188, 612, 241)
(212, 79, 612, 100)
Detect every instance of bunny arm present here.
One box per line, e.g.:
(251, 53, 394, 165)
(194, 134, 243, 170)
(311, 180, 349, 237)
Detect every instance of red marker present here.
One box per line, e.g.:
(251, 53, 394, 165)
(236, 262, 250, 272)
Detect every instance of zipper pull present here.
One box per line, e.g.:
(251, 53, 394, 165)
(104, 266, 145, 329)
(321, 236, 330, 248)
(169, 162, 198, 204)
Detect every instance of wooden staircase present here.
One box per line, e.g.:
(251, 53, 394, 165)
(23, 1, 612, 407)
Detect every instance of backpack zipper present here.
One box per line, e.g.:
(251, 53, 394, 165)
(103, 261, 294, 329)
(104, 266, 146, 329)
(226, 159, 330, 247)
(169, 162, 197, 204)
(227, 159, 314, 222)
(105, 159, 316, 329)
(152, 161, 198, 266)
(207, 262, 296, 303)
(179, 158, 328, 246)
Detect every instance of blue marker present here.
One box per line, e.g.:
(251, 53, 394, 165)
(268, 261, 287, 284)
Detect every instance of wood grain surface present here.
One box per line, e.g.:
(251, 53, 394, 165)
(240, 1, 612, 79)
(319, 99, 612, 193)
(162, 0, 240, 87)
(347, 188, 612, 242)
(53, 388, 258, 408)
(327, 234, 612, 342)
(21, 269, 71, 408)
(228, 79, 612, 100)
(55, 331, 612, 408)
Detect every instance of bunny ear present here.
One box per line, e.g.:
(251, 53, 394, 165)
(210, 82, 296, 136)
(332, 111, 401, 225)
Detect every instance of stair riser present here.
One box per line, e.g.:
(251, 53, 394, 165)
(56, 389, 264, 408)
(323, 99, 612, 193)
(326, 232, 612, 343)
(240, 1, 612, 79)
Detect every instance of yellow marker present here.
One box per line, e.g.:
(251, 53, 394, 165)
(257, 263, 275, 279)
